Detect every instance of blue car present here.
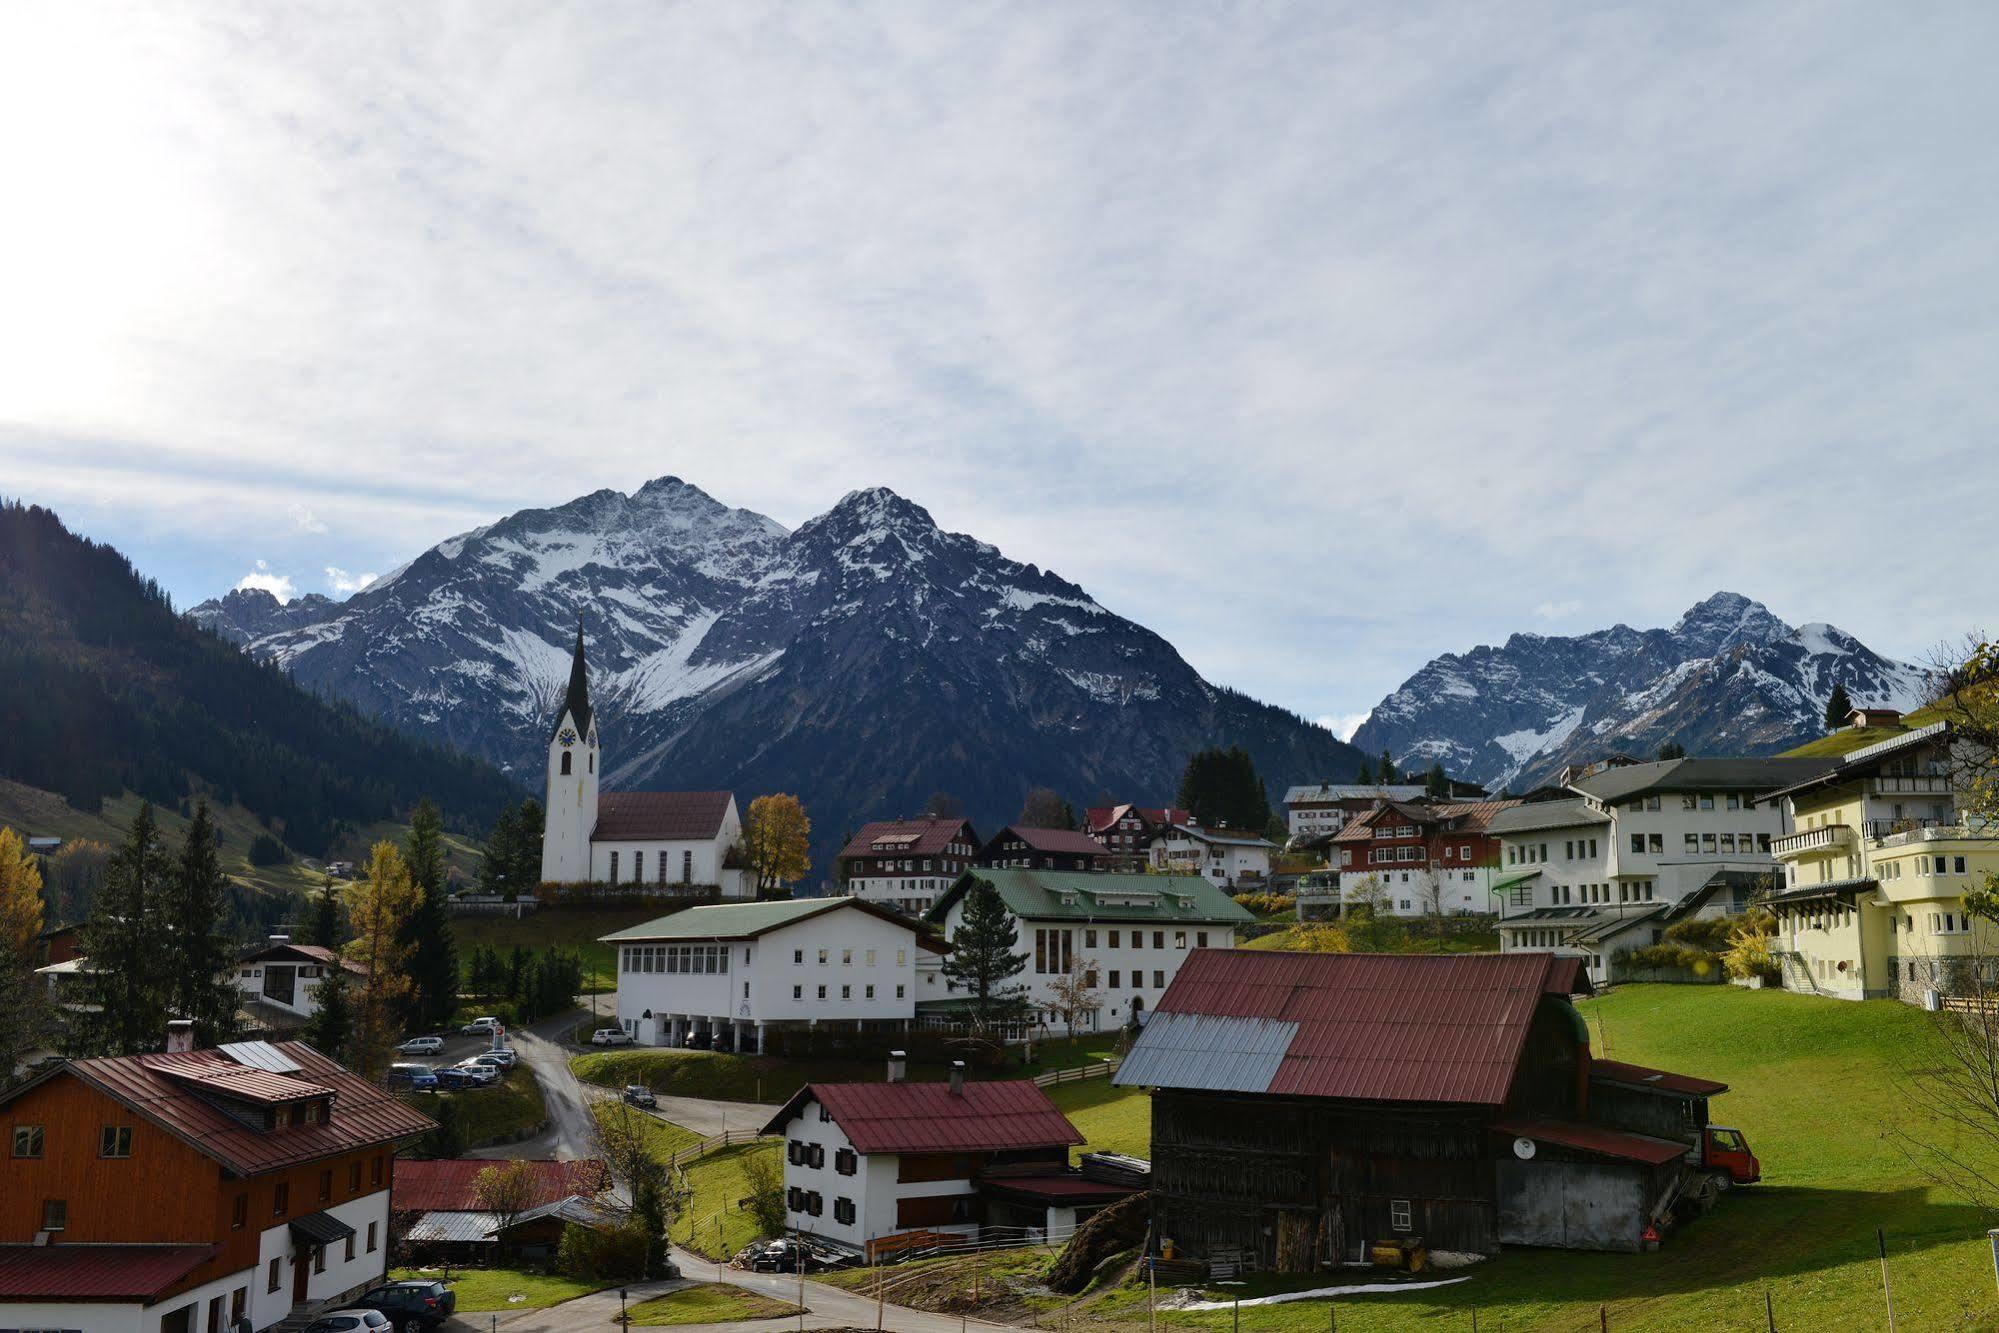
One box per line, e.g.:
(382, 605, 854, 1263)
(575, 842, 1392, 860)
(386, 1062, 439, 1091)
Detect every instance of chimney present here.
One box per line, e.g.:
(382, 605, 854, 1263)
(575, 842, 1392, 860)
(948, 1060, 965, 1097)
(886, 1050, 907, 1084)
(166, 1019, 195, 1054)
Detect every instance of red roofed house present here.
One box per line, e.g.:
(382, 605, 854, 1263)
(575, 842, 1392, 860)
(0, 1023, 432, 1331)
(1332, 798, 1519, 918)
(234, 935, 370, 1027)
(974, 825, 1108, 873)
(837, 818, 983, 917)
(1084, 805, 1189, 868)
(1114, 949, 1741, 1264)
(539, 628, 750, 895)
(394, 1158, 615, 1260)
(760, 1056, 1136, 1255)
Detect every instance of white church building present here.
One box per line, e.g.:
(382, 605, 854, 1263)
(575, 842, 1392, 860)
(539, 626, 753, 897)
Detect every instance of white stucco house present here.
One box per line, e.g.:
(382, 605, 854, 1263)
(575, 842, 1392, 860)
(233, 937, 368, 1024)
(760, 1060, 1132, 1254)
(599, 898, 945, 1054)
(539, 626, 751, 896)
(918, 869, 1254, 1034)
(1146, 824, 1276, 888)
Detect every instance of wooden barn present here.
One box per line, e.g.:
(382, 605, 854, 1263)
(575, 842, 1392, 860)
(1113, 950, 1734, 1267)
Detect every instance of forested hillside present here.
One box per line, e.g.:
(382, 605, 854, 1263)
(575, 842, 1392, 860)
(0, 501, 520, 856)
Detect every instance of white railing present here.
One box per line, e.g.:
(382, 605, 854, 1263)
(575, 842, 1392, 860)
(1867, 775, 1955, 796)
(1874, 823, 1997, 848)
(1772, 825, 1851, 857)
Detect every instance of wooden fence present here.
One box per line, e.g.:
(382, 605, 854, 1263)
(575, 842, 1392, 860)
(1031, 1058, 1121, 1088)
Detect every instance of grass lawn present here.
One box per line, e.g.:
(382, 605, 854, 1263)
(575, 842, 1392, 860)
(1045, 1077, 1151, 1159)
(454, 903, 668, 993)
(675, 1139, 783, 1260)
(390, 1266, 601, 1312)
(1241, 922, 1499, 954)
(401, 1064, 546, 1145)
(626, 1281, 803, 1325)
(573, 1035, 1123, 1105)
(589, 1097, 705, 1158)
(1058, 984, 1999, 1332)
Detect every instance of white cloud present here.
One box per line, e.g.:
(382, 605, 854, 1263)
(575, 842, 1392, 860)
(234, 560, 295, 602)
(1534, 600, 1582, 622)
(3, 2, 1995, 728)
(325, 566, 377, 596)
(288, 503, 329, 534)
(1317, 712, 1372, 743)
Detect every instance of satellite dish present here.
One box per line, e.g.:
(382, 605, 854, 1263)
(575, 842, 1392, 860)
(1513, 1137, 1538, 1160)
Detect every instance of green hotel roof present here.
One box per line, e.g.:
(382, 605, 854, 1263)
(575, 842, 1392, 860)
(599, 897, 847, 942)
(923, 868, 1255, 927)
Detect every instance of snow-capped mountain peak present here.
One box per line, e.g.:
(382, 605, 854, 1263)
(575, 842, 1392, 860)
(1353, 592, 1929, 792)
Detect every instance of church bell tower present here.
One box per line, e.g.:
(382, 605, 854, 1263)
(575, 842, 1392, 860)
(540, 621, 600, 883)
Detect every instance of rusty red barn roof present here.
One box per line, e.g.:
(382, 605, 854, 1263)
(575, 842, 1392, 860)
(761, 1080, 1084, 1155)
(593, 791, 734, 842)
(0, 1244, 215, 1301)
(1115, 949, 1592, 1107)
(983, 825, 1108, 858)
(1490, 1116, 1691, 1166)
(157, 1058, 336, 1105)
(10, 1041, 436, 1177)
(1590, 1059, 1728, 1098)
(838, 818, 981, 861)
(393, 1158, 612, 1212)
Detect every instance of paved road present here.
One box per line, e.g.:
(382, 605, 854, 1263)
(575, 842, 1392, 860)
(466, 1011, 600, 1162)
(436, 1247, 1021, 1332)
(647, 1091, 782, 1137)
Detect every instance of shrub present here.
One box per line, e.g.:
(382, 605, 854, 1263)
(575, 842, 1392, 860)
(1723, 907, 1781, 983)
(557, 1217, 649, 1281)
(1232, 891, 1297, 916)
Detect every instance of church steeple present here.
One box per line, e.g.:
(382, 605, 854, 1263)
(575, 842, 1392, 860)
(555, 619, 593, 741)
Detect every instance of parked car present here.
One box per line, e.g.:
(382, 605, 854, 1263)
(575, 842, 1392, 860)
(451, 1060, 501, 1086)
(353, 1279, 456, 1329)
(305, 1310, 393, 1332)
(431, 1067, 480, 1091)
(622, 1084, 657, 1108)
(591, 1028, 633, 1046)
(461, 1016, 503, 1037)
(394, 1036, 444, 1056)
(385, 1063, 438, 1092)
(749, 1238, 805, 1273)
(469, 1048, 518, 1069)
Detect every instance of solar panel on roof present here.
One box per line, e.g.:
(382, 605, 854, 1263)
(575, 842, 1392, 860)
(218, 1040, 302, 1073)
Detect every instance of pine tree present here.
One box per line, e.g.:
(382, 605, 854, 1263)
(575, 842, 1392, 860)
(304, 880, 343, 948)
(1824, 681, 1854, 731)
(1177, 746, 1272, 831)
(1425, 763, 1450, 798)
(165, 801, 242, 1046)
(941, 878, 1029, 1033)
(402, 799, 459, 1029)
(1379, 750, 1398, 783)
(478, 804, 521, 895)
(77, 802, 173, 1055)
(1354, 756, 1374, 784)
(302, 959, 353, 1064)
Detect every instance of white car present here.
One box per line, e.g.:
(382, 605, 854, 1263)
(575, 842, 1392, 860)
(395, 1036, 444, 1056)
(469, 1050, 518, 1070)
(461, 1016, 503, 1036)
(452, 1060, 501, 1085)
(305, 1312, 392, 1333)
(591, 1028, 634, 1046)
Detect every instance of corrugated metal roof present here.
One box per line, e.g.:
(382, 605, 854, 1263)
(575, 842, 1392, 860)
(1117, 949, 1590, 1107)
(393, 1158, 611, 1213)
(592, 791, 734, 842)
(1486, 799, 1611, 835)
(50, 1041, 434, 1177)
(405, 1210, 502, 1244)
(762, 1080, 1083, 1155)
(1112, 1012, 1296, 1093)
(1590, 1059, 1728, 1098)
(159, 1059, 336, 1105)
(599, 898, 836, 941)
(924, 868, 1254, 927)
(0, 1244, 214, 1300)
(1490, 1116, 1691, 1166)
(1283, 785, 1426, 805)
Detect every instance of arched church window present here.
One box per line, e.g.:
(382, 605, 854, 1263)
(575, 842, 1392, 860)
(560, 752, 572, 776)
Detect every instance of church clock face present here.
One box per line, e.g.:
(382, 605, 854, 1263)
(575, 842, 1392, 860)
(557, 727, 578, 747)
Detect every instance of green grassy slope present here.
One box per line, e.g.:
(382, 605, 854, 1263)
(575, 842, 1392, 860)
(1779, 702, 1942, 759)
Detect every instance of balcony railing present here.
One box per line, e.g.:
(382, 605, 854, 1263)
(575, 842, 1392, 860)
(1864, 817, 1963, 843)
(1867, 775, 1954, 796)
(1772, 824, 1853, 857)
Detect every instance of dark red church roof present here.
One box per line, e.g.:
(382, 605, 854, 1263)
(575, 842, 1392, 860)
(593, 791, 734, 841)
(762, 1080, 1084, 1155)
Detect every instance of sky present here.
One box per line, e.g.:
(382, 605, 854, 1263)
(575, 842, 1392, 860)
(4, 2, 1997, 738)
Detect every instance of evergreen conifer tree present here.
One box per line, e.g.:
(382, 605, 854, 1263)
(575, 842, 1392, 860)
(1425, 763, 1450, 798)
(1824, 681, 1854, 731)
(77, 802, 173, 1054)
(1354, 756, 1374, 784)
(165, 802, 242, 1046)
(940, 878, 1029, 1033)
(302, 960, 353, 1063)
(305, 880, 343, 948)
(1379, 750, 1398, 783)
(402, 799, 459, 1029)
